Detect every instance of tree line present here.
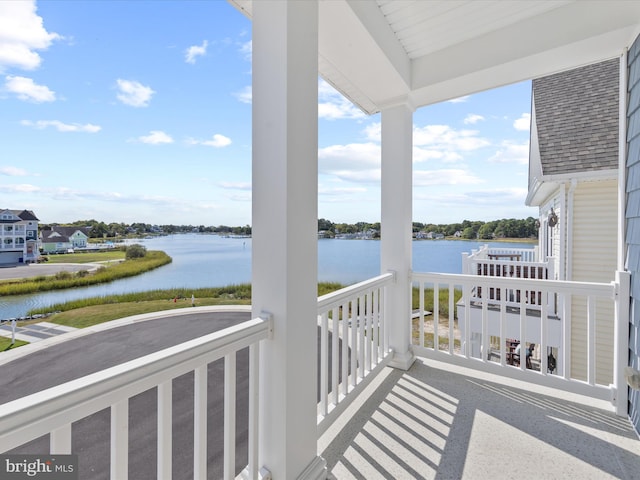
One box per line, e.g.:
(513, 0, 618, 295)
(319, 217, 538, 240)
(45, 217, 538, 240)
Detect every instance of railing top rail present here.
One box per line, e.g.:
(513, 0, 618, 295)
(317, 272, 394, 312)
(412, 271, 615, 298)
(0, 316, 271, 450)
(469, 258, 548, 266)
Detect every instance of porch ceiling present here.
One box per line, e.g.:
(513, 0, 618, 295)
(229, 0, 640, 113)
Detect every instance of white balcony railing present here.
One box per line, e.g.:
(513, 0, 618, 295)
(316, 273, 394, 435)
(411, 271, 630, 413)
(466, 243, 539, 262)
(0, 315, 273, 480)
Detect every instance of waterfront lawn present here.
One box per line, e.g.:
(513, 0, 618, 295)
(45, 250, 125, 264)
(0, 337, 28, 351)
(0, 251, 171, 296)
(35, 283, 345, 329)
(49, 297, 252, 328)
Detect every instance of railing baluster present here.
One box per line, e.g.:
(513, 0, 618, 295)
(247, 343, 259, 480)
(358, 294, 366, 380)
(224, 353, 236, 480)
(111, 400, 129, 480)
(371, 290, 378, 366)
(194, 365, 207, 480)
(448, 284, 454, 355)
(366, 289, 372, 373)
(320, 311, 329, 416)
(500, 286, 506, 366)
(157, 381, 172, 480)
(562, 293, 571, 380)
(419, 280, 425, 348)
(342, 300, 349, 396)
(588, 296, 596, 385)
(540, 288, 548, 375)
(350, 298, 357, 388)
(434, 282, 440, 351)
(50, 424, 71, 454)
(332, 306, 339, 406)
(481, 279, 489, 361)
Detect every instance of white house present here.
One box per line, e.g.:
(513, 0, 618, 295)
(0, 209, 39, 265)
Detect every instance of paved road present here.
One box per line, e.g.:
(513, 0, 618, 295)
(0, 262, 101, 281)
(1, 310, 252, 480)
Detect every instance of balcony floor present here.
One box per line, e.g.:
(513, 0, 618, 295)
(320, 357, 640, 480)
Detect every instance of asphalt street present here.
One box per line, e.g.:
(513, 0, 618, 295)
(1, 311, 342, 480)
(0, 262, 101, 281)
(1, 311, 252, 480)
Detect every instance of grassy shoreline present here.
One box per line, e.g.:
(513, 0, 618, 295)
(0, 250, 172, 296)
(26, 282, 344, 328)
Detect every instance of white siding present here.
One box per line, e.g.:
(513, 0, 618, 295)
(569, 179, 617, 384)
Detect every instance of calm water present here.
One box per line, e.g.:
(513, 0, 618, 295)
(0, 234, 533, 318)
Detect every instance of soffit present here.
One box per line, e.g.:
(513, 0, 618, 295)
(228, 0, 640, 114)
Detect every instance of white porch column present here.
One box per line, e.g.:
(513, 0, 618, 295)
(252, 2, 326, 480)
(381, 102, 416, 370)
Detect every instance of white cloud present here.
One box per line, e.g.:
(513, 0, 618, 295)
(514, 113, 531, 131)
(318, 79, 365, 120)
(0, 166, 28, 176)
(363, 121, 490, 164)
(363, 122, 381, 142)
(448, 95, 471, 103)
(233, 85, 252, 104)
(319, 142, 380, 173)
(185, 40, 208, 64)
(239, 40, 252, 62)
(21, 119, 101, 133)
(414, 124, 490, 151)
(187, 134, 232, 148)
(487, 140, 529, 165)
(413, 124, 491, 163)
(0, 0, 61, 72)
(219, 182, 251, 190)
(0, 183, 41, 193)
(137, 131, 174, 144)
(116, 79, 155, 107)
(319, 186, 367, 195)
(463, 114, 484, 125)
(5, 75, 55, 102)
(413, 169, 483, 186)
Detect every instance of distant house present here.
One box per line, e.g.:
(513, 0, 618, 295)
(0, 209, 39, 265)
(526, 58, 620, 384)
(40, 226, 92, 254)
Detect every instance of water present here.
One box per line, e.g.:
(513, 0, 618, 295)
(0, 234, 533, 318)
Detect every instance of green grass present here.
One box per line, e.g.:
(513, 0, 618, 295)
(0, 337, 28, 351)
(412, 285, 462, 319)
(0, 251, 171, 296)
(44, 250, 125, 264)
(30, 282, 346, 329)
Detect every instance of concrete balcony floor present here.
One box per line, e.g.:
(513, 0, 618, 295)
(320, 357, 640, 480)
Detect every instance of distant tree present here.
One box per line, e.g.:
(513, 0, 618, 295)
(126, 244, 147, 259)
(318, 218, 334, 232)
(477, 223, 494, 240)
(462, 227, 477, 239)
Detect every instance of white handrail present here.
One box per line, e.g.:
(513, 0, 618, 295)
(0, 316, 272, 478)
(316, 272, 394, 435)
(411, 271, 624, 409)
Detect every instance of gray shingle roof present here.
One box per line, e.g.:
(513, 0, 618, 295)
(533, 58, 619, 176)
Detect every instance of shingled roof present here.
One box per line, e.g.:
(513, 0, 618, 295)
(533, 58, 619, 176)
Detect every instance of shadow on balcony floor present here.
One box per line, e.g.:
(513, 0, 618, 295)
(320, 357, 640, 480)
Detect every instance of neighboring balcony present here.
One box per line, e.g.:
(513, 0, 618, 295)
(0, 267, 637, 479)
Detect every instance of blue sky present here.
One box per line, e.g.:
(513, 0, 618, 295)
(0, 0, 536, 227)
